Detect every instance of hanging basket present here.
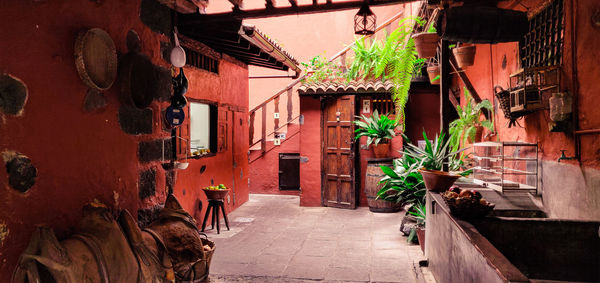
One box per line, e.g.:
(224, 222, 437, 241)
(452, 45, 476, 68)
(412, 32, 440, 59)
(427, 65, 440, 85)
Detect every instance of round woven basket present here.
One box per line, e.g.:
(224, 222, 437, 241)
(74, 28, 118, 91)
(202, 189, 230, 200)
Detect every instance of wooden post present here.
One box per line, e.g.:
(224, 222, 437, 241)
(287, 88, 293, 122)
(249, 111, 255, 146)
(261, 105, 267, 153)
(274, 95, 280, 131)
(440, 40, 455, 171)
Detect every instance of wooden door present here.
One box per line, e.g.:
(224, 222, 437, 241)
(322, 96, 356, 209)
(279, 153, 300, 190)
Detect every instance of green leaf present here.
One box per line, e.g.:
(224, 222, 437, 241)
(380, 165, 400, 179)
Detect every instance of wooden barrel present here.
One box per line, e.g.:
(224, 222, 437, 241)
(365, 159, 402, 213)
(437, 6, 528, 44)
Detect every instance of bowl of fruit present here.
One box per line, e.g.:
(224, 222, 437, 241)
(202, 184, 229, 200)
(441, 187, 495, 219)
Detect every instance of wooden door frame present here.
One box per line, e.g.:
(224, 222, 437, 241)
(320, 95, 358, 208)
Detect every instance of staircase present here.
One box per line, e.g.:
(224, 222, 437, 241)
(248, 10, 408, 164)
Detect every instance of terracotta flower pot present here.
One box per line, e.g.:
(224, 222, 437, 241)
(416, 227, 426, 253)
(203, 189, 230, 200)
(412, 32, 440, 59)
(372, 143, 391, 158)
(468, 125, 484, 143)
(452, 45, 477, 68)
(427, 65, 440, 85)
(419, 169, 460, 192)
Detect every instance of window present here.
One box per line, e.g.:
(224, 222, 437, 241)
(519, 0, 564, 68)
(371, 94, 395, 115)
(188, 102, 217, 154)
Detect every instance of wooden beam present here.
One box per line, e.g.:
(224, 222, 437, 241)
(288, 0, 298, 8)
(185, 0, 409, 20)
(449, 52, 490, 119)
(228, 0, 243, 9)
(265, 0, 274, 9)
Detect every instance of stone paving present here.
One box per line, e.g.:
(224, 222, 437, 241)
(202, 194, 429, 283)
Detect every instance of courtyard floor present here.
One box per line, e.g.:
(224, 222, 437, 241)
(203, 194, 433, 283)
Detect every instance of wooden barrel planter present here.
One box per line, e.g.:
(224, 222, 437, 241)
(365, 159, 402, 213)
(437, 6, 528, 43)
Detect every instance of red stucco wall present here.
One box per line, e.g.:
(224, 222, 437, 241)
(299, 96, 322, 206)
(0, 0, 249, 280)
(453, 0, 600, 219)
(248, 123, 301, 195)
(173, 56, 250, 224)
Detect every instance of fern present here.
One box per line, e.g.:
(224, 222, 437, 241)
(346, 18, 422, 130)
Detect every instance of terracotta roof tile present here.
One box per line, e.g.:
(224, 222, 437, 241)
(298, 79, 395, 95)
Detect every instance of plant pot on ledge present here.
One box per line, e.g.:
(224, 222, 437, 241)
(419, 169, 460, 192)
(372, 142, 391, 158)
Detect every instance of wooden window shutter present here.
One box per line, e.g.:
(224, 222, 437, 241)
(176, 106, 191, 159)
(217, 107, 229, 152)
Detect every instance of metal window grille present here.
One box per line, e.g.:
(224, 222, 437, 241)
(372, 95, 395, 115)
(519, 0, 564, 68)
(183, 47, 219, 74)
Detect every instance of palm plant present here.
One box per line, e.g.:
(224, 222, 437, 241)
(346, 18, 426, 129)
(377, 153, 425, 205)
(404, 130, 468, 173)
(353, 110, 398, 147)
(407, 201, 426, 223)
(449, 88, 494, 155)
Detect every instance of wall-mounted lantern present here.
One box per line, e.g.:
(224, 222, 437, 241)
(354, 3, 376, 35)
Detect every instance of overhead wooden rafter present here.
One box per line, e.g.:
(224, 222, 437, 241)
(228, 0, 244, 9)
(187, 0, 411, 20)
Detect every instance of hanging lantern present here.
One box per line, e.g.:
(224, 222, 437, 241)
(354, 3, 376, 35)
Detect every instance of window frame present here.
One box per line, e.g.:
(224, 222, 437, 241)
(179, 99, 218, 159)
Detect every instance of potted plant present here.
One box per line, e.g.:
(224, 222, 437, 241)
(354, 110, 398, 158)
(407, 202, 426, 252)
(346, 19, 425, 129)
(404, 131, 467, 192)
(377, 151, 425, 206)
(426, 63, 440, 85)
(449, 88, 494, 155)
(452, 43, 477, 69)
(412, 18, 439, 59)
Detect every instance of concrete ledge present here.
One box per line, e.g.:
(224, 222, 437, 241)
(425, 192, 529, 283)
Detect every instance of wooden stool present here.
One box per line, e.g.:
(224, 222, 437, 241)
(201, 199, 230, 234)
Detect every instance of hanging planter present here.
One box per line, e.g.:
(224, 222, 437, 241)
(412, 32, 439, 59)
(426, 64, 440, 85)
(452, 44, 476, 68)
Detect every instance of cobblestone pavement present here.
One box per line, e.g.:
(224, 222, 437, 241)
(203, 194, 428, 283)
